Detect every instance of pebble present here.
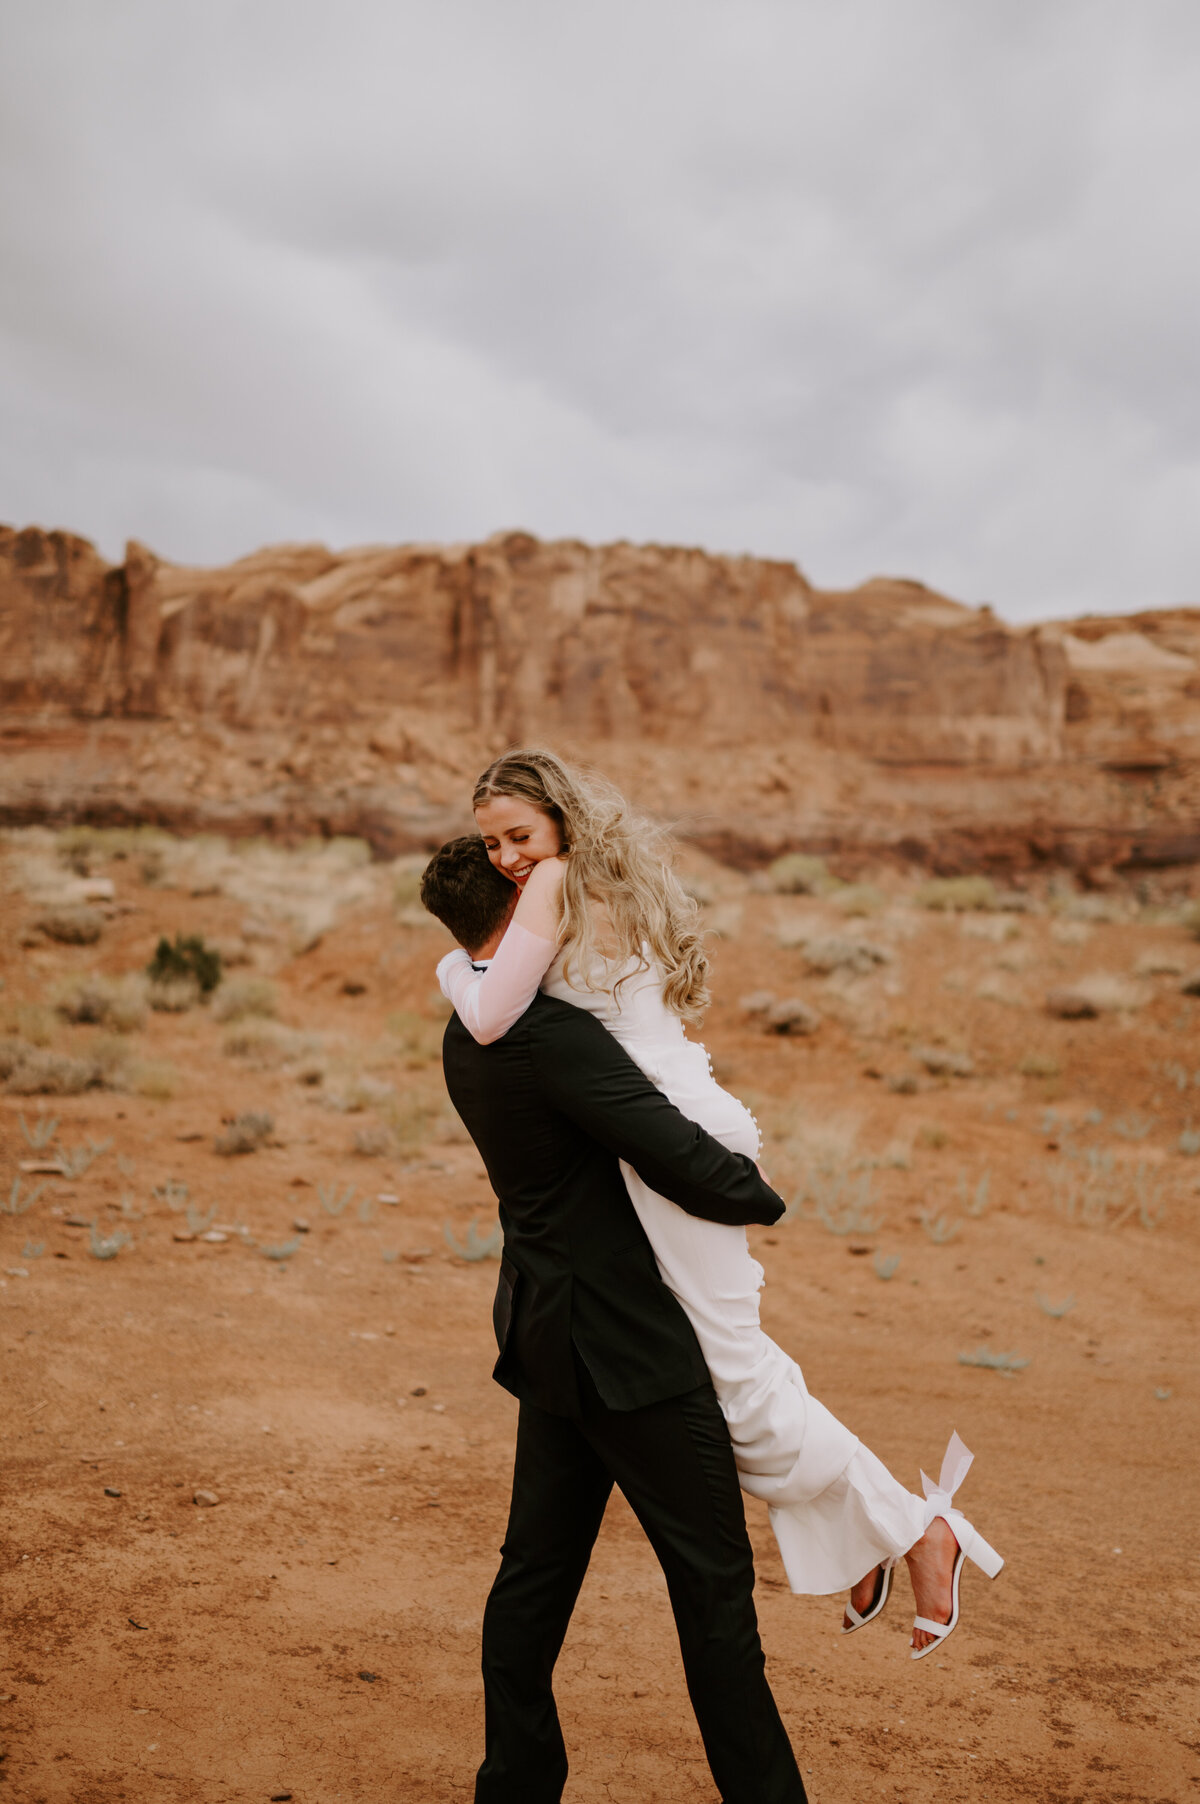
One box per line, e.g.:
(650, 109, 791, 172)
(201, 1230, 228, 1244)
(104, 1487, 122, 1498)
(193, 1490, 220, 1507)
(358, 1670, 377, 1682)
(292, 1218, 311, 1233)
(270, 1794, 293, 1801)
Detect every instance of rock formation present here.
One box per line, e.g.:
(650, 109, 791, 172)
(3, 522, 1199, 875)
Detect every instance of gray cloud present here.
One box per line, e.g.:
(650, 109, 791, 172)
(2, 0, 1198, 620)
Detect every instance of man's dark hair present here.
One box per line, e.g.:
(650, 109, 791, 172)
(420, 836, 514, 953)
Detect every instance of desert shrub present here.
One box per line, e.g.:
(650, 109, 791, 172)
(54, 973, 148, 1032)
(353, 1125, 392, 1157)
(2, 1044, 111, 1095)
(387, 1010, 443, 1068)
(211, 977, 277, 1023)
(148, 975, 202, 1013)
(1019, 1051, 1061, 1078)
(1067, 972, 1149, 1014)
(221, 1021, 312, 1068)
(914, 876, 996, 912)
(1, 1001, 56, 1047)
(129, 1059, 180, 1100)
(37, 906, 105, 945)
(1180, 900, 1200, 940)
(801, 936, 889, 975)
(393, 867, 424, 910)
(767, 853, 837, 895)
(915, 1044, 974, 1077)
(146, 934, 222, 996)
(214, 1111, 274, 1155)
(832, 883, 884, 917)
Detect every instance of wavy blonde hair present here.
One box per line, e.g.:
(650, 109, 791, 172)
(473, 749, 711, 1024)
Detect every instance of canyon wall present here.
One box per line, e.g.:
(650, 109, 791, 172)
(3, 522, 1199, 874)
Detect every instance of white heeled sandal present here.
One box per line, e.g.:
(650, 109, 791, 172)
(841, 1558, 895, 1634)
(910, 1431, 1004, 1662)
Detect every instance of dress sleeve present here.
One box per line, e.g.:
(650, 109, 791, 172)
(436, 921, 559, 1045)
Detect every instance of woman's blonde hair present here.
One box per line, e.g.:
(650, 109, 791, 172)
(473, 749, 711, 1023)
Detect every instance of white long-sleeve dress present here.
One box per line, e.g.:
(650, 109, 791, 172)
(438, 924, 927, 1594)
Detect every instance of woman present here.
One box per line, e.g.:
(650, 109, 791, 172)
(436, 748, 1003, 1657)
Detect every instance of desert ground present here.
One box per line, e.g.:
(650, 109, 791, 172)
(2, 826, 1198, 1804)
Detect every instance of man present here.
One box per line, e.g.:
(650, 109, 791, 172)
(420, 836, 808, 1804)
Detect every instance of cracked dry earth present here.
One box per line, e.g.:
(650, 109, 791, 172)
(2, 834, 1198, 1803)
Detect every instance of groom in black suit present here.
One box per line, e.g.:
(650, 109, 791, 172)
(421, 837, 808, 1804)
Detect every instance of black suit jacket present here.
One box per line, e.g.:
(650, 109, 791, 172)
(441, 993, 785, 1416)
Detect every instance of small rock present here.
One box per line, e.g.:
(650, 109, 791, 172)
(270, 1794, 294, 1801)
(376, 1192, 399, 1205)
(411, 1386, 427, 1397)
(104, 1486, 122, 1498)
(342, 979, 368, 996)
(193, 1489, 220, 1507)
(763, 999, 821, 1036)
(172, 1231, 197, 1244)
(1045, 988, 1099, 1019)
(358, 1670, 377, 1682)
(292, 1218, 311, 1233)
(1180, 971, 1200, 996)
(64, 1215, 93, 1229)
(201, 1230, 229, 1244)
(401, 1249, 432, 1264)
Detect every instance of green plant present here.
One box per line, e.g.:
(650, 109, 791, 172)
(1112, 1112, 1153, 1141)
(790, 1165, 882, 1236)
(19, 1112, 59, 1150)
(146, 933, 222, 996)
(873, 1252, 901, 1281)
(1036, 1292, 1076, 1317)
(89, 1223, 131, 1260)
(444, 1217, 502, 1261)
(1179, 1126, 1200, 1156)
(185, 1202, 218, 1234)
(956, 1170, 991, 1218)
(1050, 1149, 1167, 1230)
(319, 1180, 357, 1217)
(357, 1194, 375, 1223)
(958, 1344, 1030, 1375)
(259, 1236, 303, 1261)
(56, 1137, 112, 1179)
(152, 1180, 189, 1211)
(918, 1208, 961, 1245)
(4, 1176, 46, 1216)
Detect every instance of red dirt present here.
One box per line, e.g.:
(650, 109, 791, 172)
(2, 840, 1197, 1803)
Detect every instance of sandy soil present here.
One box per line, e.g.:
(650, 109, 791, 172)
(2, 834, 1198, 1803)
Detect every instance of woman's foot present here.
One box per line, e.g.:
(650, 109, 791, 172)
(904, 1517, 959, 1653)
(842, 1563, 888, 1632)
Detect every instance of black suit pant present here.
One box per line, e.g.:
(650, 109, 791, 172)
(475, 1364, 807, 1804)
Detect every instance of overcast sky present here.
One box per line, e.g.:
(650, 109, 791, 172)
(2, 1, 1198, 621)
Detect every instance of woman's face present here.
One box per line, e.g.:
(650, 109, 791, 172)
(475, 794, 563, 889)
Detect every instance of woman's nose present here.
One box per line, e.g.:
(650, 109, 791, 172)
(500, 845, 521, 868)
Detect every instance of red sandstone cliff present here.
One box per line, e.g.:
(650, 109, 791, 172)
(3, 522, 1199, 873)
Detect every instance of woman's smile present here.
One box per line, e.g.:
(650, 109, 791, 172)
(474, 795, 563, 886)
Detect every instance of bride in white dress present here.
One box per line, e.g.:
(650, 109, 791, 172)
(436, 749, 1003, 1658)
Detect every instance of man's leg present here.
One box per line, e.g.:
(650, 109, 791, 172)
(580, 1372, 808, 1804)
(476, 1399, 612, 1804)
